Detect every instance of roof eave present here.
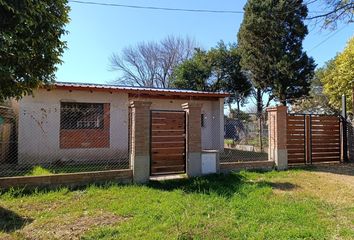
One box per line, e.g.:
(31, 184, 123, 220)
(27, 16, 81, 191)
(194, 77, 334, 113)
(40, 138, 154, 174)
(45, 84, 230, 98)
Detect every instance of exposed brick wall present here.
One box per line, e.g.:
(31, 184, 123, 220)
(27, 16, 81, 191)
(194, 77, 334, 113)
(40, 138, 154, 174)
(129, 101, 152, 183)
(267, 105, 287, 150)
(182, 103, 202, 153)
(60, 103, 110, 149)
(266, 106, 288, 169)
(130, 101, 151, 156)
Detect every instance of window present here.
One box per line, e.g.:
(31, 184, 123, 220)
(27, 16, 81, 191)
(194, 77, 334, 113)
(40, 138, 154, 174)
(60, 102, 104, 129)
(201, 114, 205, 127)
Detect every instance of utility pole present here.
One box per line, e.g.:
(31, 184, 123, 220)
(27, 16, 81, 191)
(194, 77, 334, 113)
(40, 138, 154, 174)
(341, 94, 348, 162)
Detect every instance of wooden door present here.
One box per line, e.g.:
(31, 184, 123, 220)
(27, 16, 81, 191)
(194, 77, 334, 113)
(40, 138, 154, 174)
(151, 111, 186, 175)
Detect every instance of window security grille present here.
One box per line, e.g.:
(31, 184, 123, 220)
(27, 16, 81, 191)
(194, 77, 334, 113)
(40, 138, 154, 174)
(60, 102, 104, 129)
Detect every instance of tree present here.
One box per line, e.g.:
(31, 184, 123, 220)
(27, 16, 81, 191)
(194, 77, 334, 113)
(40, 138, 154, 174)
(291, 60, 337, 114)
(237, 0, 316, 106)
(0, 0, 70, 101)
(208, 42, 252, 116)
(171, 42, 252, 115)
(171, 49, 212, 91)
(321, 37, 354, 112)
(237, 0, 316, 152)
(110, 35, 196, 88)
(307, 0, 354, 29)
(227, 109, 252, 122)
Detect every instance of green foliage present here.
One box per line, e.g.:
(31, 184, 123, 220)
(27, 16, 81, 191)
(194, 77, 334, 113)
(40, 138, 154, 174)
(0, 0, 70, 101)
(26, 166, 53, 176)
(171, 49, 212, 91)
(209, 42, 252, 113)
(227, 109, 252, 122)
(292, 60, 338, 114)
(3, 163, 127, 177)
(321, 37, 354, 113)
(237, 0, 316, 105)
(171, 42, 252, 113)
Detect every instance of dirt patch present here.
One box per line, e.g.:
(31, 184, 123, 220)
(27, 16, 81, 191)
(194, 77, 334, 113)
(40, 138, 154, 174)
(13, 212, 128, 240)
(16, 200, 66, 215)
(309, 163, 354, 190)
(269, 164, 354, 236)
(274, 164, 354, 204)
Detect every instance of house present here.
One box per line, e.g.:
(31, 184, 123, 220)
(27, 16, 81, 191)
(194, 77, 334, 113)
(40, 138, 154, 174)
(14, 82, 227, 175)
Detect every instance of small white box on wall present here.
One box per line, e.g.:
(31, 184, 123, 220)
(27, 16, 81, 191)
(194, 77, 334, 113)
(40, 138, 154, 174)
(201, 150, 219, 174)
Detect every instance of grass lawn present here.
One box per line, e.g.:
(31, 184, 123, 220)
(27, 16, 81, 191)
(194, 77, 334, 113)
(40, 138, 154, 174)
(1, 165, 354, 239)
(224, 137, 268, 148)
(0, 163, 129, 177)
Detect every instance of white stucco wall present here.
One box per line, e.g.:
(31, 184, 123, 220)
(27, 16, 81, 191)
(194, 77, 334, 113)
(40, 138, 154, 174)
(130, 97, 224, 150)
(18, 89, 129, 164)
(18, 89, 225, 164)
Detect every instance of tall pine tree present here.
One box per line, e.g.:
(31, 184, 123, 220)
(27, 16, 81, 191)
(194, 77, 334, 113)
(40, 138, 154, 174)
(237, 0, 315, 106)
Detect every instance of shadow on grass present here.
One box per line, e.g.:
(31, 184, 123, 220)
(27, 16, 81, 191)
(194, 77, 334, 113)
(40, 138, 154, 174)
(147, 173, 245, 197)
(263, 182, 298, 191)
(0, 174, 249, 199)
(0, 207, 33, 233)
(0, 171, 299, 199)
(147, 172, 300, 197)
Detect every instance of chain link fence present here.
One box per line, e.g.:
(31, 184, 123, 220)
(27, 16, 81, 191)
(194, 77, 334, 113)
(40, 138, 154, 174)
(1, 101, 270, 178)
(0, 103, 131, 177)
(216, 112, 268, 163)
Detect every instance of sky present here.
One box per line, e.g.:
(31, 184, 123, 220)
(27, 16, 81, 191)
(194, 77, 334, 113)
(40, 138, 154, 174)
(56, 0, 354, 85)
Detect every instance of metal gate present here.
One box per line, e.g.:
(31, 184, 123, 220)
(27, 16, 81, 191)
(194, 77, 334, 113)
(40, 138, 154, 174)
(287, 114, 342, 164)
(150, 111, 186, 175)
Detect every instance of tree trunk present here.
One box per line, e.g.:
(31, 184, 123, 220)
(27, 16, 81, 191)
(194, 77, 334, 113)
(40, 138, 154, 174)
(228, 101, 233, 118)
(280, 98, 286, 106)
(236, 100, 240, 118)
(256, 88, 263, 152)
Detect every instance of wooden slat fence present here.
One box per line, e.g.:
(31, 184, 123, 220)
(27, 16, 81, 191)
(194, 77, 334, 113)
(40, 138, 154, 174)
(287, 115, 306, 164)
(287, 114, 342, 164)
(310, 115, 341, 163)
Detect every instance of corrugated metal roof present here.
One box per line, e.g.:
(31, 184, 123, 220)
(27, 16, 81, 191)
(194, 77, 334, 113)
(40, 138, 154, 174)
(52, 82, 229, 98)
